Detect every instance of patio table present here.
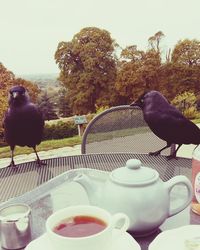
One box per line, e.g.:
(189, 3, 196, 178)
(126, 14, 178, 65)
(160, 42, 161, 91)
(0, 153, 199, 250)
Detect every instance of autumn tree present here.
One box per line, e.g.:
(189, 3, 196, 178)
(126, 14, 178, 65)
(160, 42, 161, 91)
(13, 78, 41, 103)
(55, 27, 118, 114)
(171, 39, 200, 66)
(0, 63, 15, 140)
(148, 31, 165, 52)
(158, 39, 200, 100)
(115, 46, 162, 103)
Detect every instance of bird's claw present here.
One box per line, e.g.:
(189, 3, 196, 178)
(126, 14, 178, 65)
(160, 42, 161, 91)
(36, 159, 47, 167)
(166, 155, 178, 160)
(7, 163, 18, 170)
(7, 160, 16, 167)
(149, 151, 161, 156)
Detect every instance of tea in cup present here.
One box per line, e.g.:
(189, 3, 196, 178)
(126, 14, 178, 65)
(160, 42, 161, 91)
(46, 205, 130, 250)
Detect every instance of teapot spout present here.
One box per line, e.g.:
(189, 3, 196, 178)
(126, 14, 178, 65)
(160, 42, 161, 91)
(73, 173, 101, 206)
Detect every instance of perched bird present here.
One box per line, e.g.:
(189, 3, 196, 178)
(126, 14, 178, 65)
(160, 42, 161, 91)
(130, 90, 200, 159)
(3, 85, 45, 167)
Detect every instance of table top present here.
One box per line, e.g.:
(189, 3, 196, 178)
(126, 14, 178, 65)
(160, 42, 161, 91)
(0, 153, 199, 250)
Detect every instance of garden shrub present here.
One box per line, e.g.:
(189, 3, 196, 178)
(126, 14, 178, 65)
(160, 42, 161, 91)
(0, 120, 78, 146)
(183, 107, 200, 120)
(171, 91, 199, 119)
(0, 132, 6, 147)
(43, 120, 78, 140)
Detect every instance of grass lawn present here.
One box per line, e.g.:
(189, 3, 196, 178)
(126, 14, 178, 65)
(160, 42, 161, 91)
(0, 136, 82, 158)
(193, 118, 200, 124)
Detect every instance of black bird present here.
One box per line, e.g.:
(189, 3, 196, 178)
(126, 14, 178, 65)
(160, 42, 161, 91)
(130, 90, 200, 159)
(3, 85, 45, 167)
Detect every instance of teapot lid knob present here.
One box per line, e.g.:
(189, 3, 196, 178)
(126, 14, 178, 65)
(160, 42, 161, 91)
(110, 158, 159, 185)
(126, 159, 141, 169)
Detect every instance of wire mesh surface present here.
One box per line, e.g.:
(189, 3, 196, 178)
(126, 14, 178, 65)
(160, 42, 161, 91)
(81, 105, 173, 155)
(0, 153, 191, 203)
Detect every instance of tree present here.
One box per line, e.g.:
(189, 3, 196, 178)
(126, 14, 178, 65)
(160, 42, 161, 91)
(57, 87, 73, 117)
(159, 39, 200, 99)
(55, 27, 118, 114)
(171, 39, 200, 66)
(0, 63, 15, 139)
(38, 91, 58, 121)
(13, 78, 41, 103)
(158, 62, 200, 100)
(148, 31, 165, 52)
(115, 46, 161, 103)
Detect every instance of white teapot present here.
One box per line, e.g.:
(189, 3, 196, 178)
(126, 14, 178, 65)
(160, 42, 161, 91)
(73, 159, 193, 236)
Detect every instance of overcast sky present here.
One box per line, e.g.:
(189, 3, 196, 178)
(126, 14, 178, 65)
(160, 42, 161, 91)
(1, 0, 200, 75)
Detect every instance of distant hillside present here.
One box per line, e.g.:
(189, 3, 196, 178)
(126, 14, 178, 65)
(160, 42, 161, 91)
(16, 73, 62, 89)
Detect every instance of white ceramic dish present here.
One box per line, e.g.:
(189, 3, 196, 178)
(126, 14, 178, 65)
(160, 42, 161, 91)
(149, 225, 200, 250)
(25, 229, 141, 250)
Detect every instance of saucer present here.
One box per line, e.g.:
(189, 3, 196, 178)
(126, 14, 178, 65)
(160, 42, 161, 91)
(25, 230, 140, 250)
(149, 225, 200, 250)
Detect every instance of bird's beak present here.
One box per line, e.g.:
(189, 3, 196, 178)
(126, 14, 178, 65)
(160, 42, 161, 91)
(12, 92, 19, 99)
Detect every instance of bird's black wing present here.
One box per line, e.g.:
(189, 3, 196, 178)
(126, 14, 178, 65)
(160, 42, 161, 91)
(146, 107, 200, 145)
(21, 103, 45, 147)
(2, 111, 7, 129)
(4, 103, 45, 148)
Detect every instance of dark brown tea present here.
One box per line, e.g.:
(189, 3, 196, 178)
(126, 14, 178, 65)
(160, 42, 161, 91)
(53, 215, 107, 237)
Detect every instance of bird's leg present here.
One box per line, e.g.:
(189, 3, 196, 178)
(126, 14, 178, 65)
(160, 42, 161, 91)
(8, 146, 17, 168)
(166, 144, 182, 160)
(33, 147, 46, 167)
(149, 143, 171, 156)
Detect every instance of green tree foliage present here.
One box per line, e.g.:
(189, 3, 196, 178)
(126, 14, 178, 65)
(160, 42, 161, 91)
(58, 87, 73, 117)
(171, 91, 199, 119)
(38, 91, 58, 121)
(55, 27, 118, 114)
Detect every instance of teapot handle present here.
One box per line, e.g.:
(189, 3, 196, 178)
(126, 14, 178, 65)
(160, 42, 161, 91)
(165, 175, 193, 217)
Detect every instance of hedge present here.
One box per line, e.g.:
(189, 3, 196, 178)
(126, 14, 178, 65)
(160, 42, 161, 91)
(0, 120, 78, 147)
(43, 120, 78, 140)
(0, 113, 96, 147)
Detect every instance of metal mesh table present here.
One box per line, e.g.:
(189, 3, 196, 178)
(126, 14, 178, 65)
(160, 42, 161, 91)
(0, 153, 192, 203)
(0, 153, 198, 250)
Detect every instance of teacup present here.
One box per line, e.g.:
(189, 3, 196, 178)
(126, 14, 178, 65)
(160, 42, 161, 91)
(46, 205, 130, 250)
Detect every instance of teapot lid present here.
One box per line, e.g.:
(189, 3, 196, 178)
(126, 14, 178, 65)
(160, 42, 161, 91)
(110, 159, 159, 186)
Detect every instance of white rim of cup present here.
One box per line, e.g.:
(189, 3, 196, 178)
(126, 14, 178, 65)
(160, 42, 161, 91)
(46, 205, 117, 240)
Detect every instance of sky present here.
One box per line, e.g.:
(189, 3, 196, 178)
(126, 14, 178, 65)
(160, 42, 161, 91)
(0, 0, 200, 75)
